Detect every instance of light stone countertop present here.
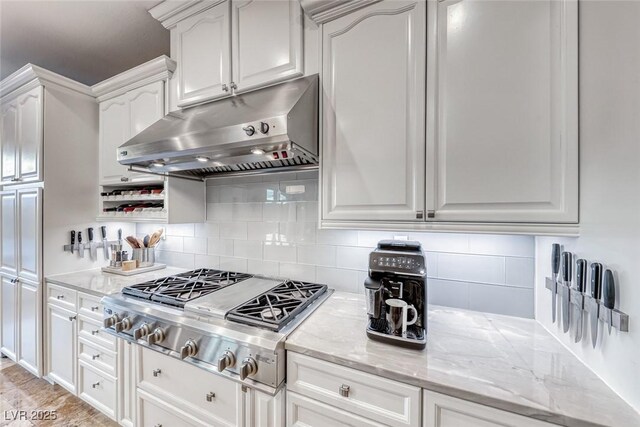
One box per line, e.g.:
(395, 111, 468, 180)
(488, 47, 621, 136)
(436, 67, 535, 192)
(285, 292, 640, 427)
(45, 267, 187, 297)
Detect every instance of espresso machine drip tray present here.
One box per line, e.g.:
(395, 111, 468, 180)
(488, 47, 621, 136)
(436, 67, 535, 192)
(366, 318, 427, 349)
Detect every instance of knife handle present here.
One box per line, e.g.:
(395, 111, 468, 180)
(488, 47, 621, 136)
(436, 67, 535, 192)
(575, 259, 587, 292)
(101, 226, 107, 240)
(71, 230, 75, 245)
(590, 263, 602, 299)
(78, 231, 83, 244)
(88, 227, 94, 242)
(603, 269, 615, 309)
(562, 252, 572, 283)
(551, 244, 561, 276)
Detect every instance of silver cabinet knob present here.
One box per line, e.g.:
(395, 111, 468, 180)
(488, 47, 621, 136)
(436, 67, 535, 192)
(217, 350, 236, 373)
(242, 125, 256, 136)
(147, 327, 165, 345)
(120, 176, 129, 182)
(91, 329, 100, 336)
(10, 177, 22, 182)
(154, 424, 162, 427)
(103, 314, 119, 328)
(133, 322, 151, 340)
(339, 384, 350, 397)
(239, 357, 258, 380)
(92, 381, 100, 389)
(92, 354, 100, 360)
(152, 368, 162, 377)
(68, 316, 77, 322)
(230, 81, 237, 91)
(114, 317, 132, 332)
(222, 83, 229, 92)
(180, 339, 198, 360)
(206, 392, 216, 402)
(91, 306, 100, 311)
(56, 294, 64, 299)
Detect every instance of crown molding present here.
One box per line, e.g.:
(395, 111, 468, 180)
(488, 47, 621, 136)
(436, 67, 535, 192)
(91, 55, 176, 101)
(0, 63, 93, 99)
(149, 0, 225, 28)
(300, 0, 381, 24)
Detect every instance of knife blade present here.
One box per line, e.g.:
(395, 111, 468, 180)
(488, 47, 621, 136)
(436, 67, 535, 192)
(574, 259, 587, 342)
(590, 263, 602, 348)
(70, 230, 76, 254)
(551, 244, 561, 323)
(101, 226, 109, 260)
(118, 228, 122, 246)
(78, 231, 84, 258)
(561, 251, 572, 333)
(88, 227, 97, 260)
(603, 269, 615, 334)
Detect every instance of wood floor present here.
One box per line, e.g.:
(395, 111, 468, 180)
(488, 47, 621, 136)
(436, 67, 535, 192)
(0, 356, 117, 427)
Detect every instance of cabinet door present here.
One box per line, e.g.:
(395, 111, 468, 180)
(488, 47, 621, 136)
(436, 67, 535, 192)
(427, 0, 578, 223)
(321, 1, 426, 222)
(17, 278, 39, 376)
(17, 187, 41, 283)
(0, 190, 17, 276)
(17, 86, 44, 183)
(1, 275, 17, 360)
(231, 0, 303, 93)
(176, 1, 231, 107)
(423, 390, 555, 427)
(128, 81, 165, 137)
(118, 339, 136, 427)
(252, 388, 284, 427)
(99, 94, 129, 185)
(0, 101, 18, 184)
(47, 304, 76, 394)
(286, 391, 386, 427)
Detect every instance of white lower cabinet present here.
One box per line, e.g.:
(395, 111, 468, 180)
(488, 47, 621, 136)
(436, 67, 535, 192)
(287, 391, 386, 427)
(17, 278, 39, 376)
(118, 340, 137, 427)
(137, 388, 211, 427)
(79, 359, 117, 419)
(423, 391, 556, 427)
(47, 302, 76, 393)
(0, 274, 17, 360)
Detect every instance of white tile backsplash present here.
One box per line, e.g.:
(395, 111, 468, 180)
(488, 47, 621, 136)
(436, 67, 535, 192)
(138, 174, 536, 318)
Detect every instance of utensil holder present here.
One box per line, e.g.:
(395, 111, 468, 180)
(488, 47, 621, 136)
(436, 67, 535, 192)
(132, 248, 155, 268)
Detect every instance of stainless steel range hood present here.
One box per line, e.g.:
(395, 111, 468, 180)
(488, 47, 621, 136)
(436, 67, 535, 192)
(118, 74, 318, 179)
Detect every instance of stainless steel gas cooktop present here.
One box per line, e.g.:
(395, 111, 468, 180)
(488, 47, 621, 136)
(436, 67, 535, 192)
(101, 269, 332, 394)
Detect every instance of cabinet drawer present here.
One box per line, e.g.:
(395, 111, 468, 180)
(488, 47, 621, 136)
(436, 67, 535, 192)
(287, 353, 421, 426)
(78, 315, 116, 351)
(78, 337, 116, 377)
(47, 283, 77, 310)
(78, 360, 116, 420)
(78, 292, 103, 321)
(287, 391, 386, 427)
(139, 347, 242, 426)
(137, 389, 210, 427)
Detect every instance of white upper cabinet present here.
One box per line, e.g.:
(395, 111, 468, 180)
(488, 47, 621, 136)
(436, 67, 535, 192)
(0, 101, 18, 184)
(16, 187, 42, 282)
(175, 1, 231, 107)
(0, 190, 17, 276)
(99, 81, 165, 185)
(427, 0, 578, 223)
(321, 0, 426, 222)
(1, 86, 43, 185)
(231, 0, 303, 93)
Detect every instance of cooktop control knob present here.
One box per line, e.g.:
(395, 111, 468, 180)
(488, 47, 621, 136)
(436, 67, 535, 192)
(147, 327, 165, 345)
(114, 317, 132, 333)
(180, 339, 198, 360)
(103, 314, 119, 329)
(217, 350, 236, 373)
(259, 122, 269, 134)
(239, 357, 258, 380)
(133, 323, 151, 340)
(242, 125, 256, 136)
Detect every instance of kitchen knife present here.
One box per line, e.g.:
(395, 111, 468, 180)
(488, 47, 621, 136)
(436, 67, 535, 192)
(70, 230, 76, 254)
(88, 227, 97, 260)
(561, 251, 572, 333)
(101, 226, 109, 260)
(551, 244, 561, 323)
(78, 231, 84, 258)
(603, 269, 615, 334)
(590, 263, 602, 348)
(118, 228, 122, 246)
(574, 259, 587, 342)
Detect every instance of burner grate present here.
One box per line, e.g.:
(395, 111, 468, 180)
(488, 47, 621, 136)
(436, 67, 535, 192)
(227, 280, 328, 331)
(122, 269, 253, 308)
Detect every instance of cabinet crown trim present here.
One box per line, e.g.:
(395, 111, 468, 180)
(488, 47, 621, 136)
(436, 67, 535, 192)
(0, 63, 93, 99)
(149, 0, 226, 29)
(91, 55, 176, 101)
(300, 0, 382, 24)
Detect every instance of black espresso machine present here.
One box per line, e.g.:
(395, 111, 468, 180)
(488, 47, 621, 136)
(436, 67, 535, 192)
(364, 240, 427, 349)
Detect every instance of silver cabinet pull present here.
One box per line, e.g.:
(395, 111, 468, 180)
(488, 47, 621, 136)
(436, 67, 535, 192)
(10, 177, 22, 182)
(56, 294, 64, 299)
(92, 381, 100, 389)
(69, 316, 77, 322)
(339, 384, 350, 397)
(91, 306, 100, 311)
(230, 81, 237, 91)
(152, 368, 162, 377)
(92, 354, 100, 360)
(91, 329, 100, 335)
(120, 176, 129, 182)
(206, 392, 215, 402)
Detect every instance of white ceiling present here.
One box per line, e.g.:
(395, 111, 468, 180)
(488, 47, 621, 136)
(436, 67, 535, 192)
(0, 0, 170, 86)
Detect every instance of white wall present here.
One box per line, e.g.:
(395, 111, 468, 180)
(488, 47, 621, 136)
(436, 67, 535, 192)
(535, 1, 640, 412)
(138, 171, 536, 318)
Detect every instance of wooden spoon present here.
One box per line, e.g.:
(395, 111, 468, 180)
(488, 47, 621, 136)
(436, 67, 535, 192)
(125, 236, 139, 249)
